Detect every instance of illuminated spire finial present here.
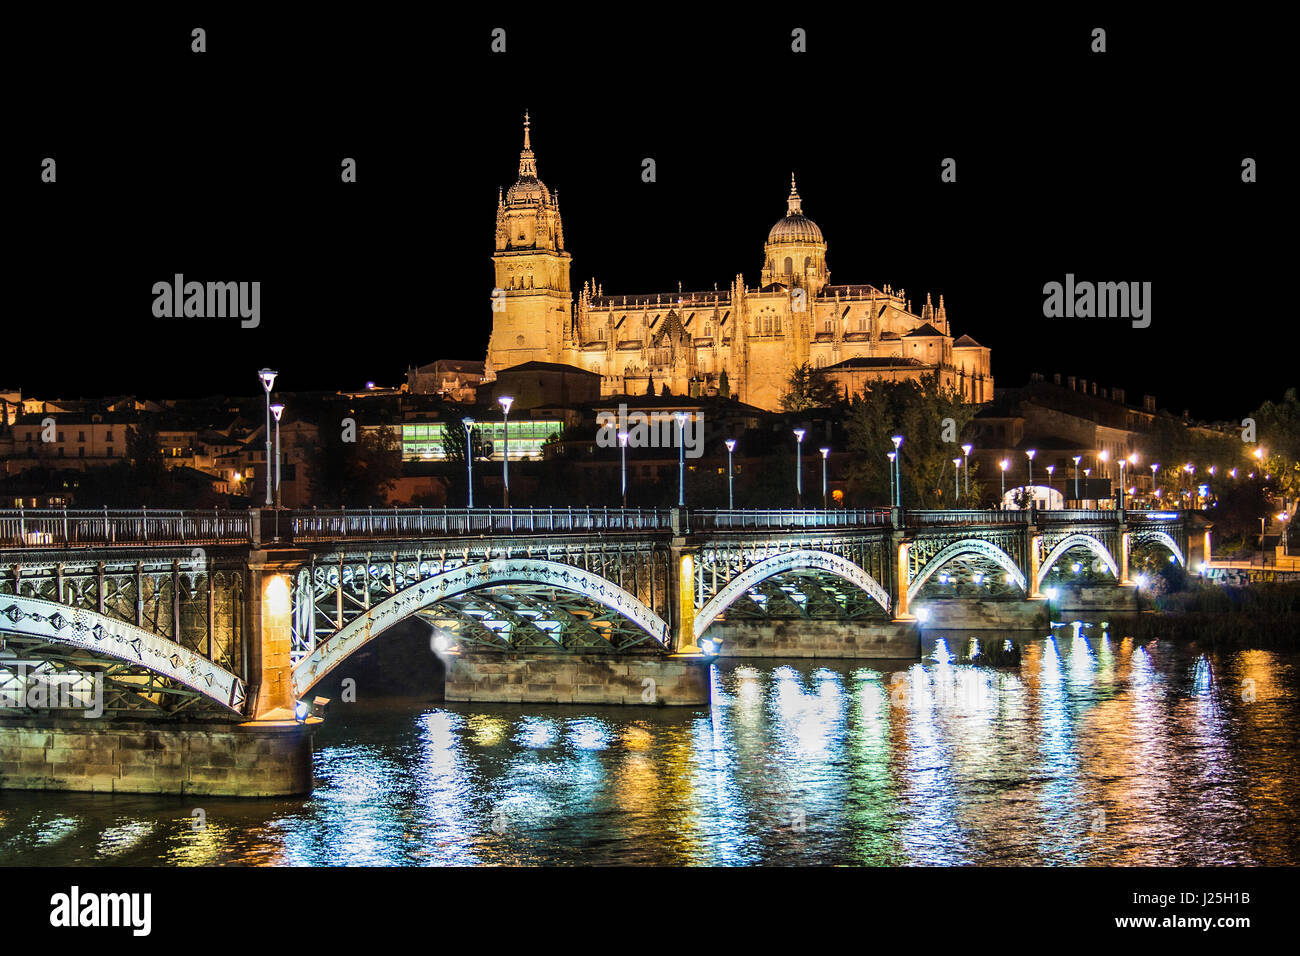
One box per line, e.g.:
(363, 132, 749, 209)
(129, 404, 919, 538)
(787, 173, 802, 216)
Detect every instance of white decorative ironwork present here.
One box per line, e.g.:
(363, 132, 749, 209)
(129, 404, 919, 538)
(693, 549, 891, 639)
(1036, 533, 1119, 587)
(0, 594, 245, 712)
(292, 559, 670, 698)
(1131, 529, 1186, 566)
(907, 537, 1027, 603)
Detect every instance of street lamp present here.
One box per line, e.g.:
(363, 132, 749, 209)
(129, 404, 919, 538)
(887, 451, 897, 508)
(674, 412, 689, 507)
(1072, 455, 1082, 502)
(952, 457, 961, 507)
(462, 417, 475, 508)
(1045, 464, 1055, 508)
(1150, 462, 1159, 505)
(999, 458, 1009, 503)
(891, 435, 904, 508)
(618, 430, 629, 508)
(961, 443, 972, 498)
(1026, 448, 1036, 490)
(724, 439, 736, 510)
(1118, 456, 1128, 509)
(794, 428, 807, 508)
(257, 368, 277, 507)
(820, 447, 830, 510)
(1280, 512, 1291, 557)
(498, 395, 513, 508)
(269, 403, 285, 509)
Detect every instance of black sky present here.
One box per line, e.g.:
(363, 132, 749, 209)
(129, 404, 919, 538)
(8, 11, 1282, 420)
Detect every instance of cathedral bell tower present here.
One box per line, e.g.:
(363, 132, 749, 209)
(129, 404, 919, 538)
(486, 112, 573, 379)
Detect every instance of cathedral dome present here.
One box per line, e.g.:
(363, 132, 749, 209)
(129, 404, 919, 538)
(767, 175, 823, 244)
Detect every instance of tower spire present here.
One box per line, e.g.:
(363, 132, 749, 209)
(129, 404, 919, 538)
(518, 110, 537, 178)
(787, 173, 802, 216)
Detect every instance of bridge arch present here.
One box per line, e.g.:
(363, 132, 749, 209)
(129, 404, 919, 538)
(693, 549, 891, 640)
(0, 593, 246, 712)
(292, 558, 669, 698)
(1036, 533, 1119, 588)
(1129, 529, 1186, 567)
(907, 538, 1027, 604)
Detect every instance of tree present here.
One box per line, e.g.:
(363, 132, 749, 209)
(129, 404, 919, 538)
(660, 382, 670, 397)
(780, 362, 840, 412)
(842, 374, 978, 507)
(308, 423, 403, 506)
(718, 369, 731, 398)
(645, 374, 655, 396)
(1253, 387, 1300, 505)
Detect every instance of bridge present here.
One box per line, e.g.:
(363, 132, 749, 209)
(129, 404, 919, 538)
(0, 505, 1195, 795)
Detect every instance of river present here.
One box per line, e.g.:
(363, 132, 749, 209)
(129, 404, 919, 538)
(2, 622, 1298, 865)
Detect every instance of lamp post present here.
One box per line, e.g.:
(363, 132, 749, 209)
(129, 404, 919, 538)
(1072, 455, 1082, 502)
(257, 368, 277, 507)
(999, 458, 1009, 504)
(1118, 457, 1127, 509)
(498, 395, 513, 507)
(794, 428, 806, 508)
(1280, 512, 1291, 557)
(891, 435, 903, 509)
(820, 447, 830, 510)
(1026, 448, 1036, 491)
(725, 439, 736, 510)
(887, 451, 897, 508)
(462, 417, 475, 508)
(618, 430, 629, 508)
(1185, 463, 1195, 508)
(1150, 462, 1159, 506)
(1045, 464, 1055, 508)
(952, 457, 961, 507)
(961, 443, 972, 499)
(269, 403, 285, 509)
(674, 412, 689, 506)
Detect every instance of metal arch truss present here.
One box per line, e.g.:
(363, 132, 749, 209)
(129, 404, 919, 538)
(1129, 529, 1186, 567)
(693, 548, 892, 639)
(0, 594, 245, 714)
(907, 533, 1026, 604)
(292, 558, 670, 698)
(418, 584, 664, 653)
(1036, 532, 1119, 588)
(290, 541, 670, 663)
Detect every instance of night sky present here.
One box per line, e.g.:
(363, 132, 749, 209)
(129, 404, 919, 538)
(9, 11, 1279, 419)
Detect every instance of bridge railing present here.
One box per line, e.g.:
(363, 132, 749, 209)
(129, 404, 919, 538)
(289, 507, 675, 541)
(1036, 508, 1119, 522)
(693, 509, 893, 530)
(905, 509, 1028, 525)
(0, 508, 253, 549)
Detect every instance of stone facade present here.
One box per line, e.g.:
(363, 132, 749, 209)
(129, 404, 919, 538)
(0, 717, 316, 796)
(445, 653, 710, 706)
(485, 115, 993, 412)
(705, 619, 920, 659)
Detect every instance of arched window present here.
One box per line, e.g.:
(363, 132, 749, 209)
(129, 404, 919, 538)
(783, 256, 793, 273)
(804, 256, 812, 271)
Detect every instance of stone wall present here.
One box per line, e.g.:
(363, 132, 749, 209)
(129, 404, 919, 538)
(913, 599, 1049, 630)
(705, 618, 920, 659)
(1053, 585, 1139, 611)
(445, 653, 711, 706)
(0, 717, 316, 796)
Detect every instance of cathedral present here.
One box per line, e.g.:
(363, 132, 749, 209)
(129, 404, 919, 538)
(485, 115, 993, 411)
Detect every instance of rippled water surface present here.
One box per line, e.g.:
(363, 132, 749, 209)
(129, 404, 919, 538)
(3, 626, 1299, 865)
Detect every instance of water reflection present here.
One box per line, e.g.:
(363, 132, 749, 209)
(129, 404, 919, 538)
(1, 624, 1298, 866)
